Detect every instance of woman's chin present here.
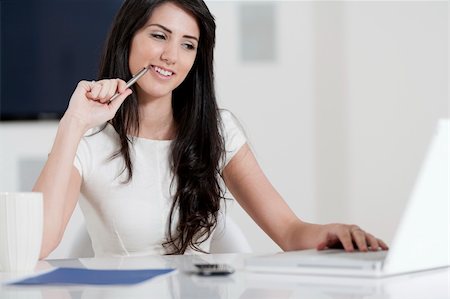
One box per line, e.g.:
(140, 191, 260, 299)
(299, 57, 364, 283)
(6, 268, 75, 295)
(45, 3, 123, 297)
(137, 88, 173, 102)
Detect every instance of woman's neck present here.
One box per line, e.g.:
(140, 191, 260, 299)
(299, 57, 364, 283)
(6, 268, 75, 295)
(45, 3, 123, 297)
(137, 94, 176, 140)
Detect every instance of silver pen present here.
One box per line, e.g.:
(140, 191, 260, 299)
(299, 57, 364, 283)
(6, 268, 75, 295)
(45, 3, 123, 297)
(108, 66, 149, 102)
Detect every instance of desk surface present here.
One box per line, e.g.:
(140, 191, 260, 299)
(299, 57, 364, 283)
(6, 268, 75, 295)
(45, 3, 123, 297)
(1, 253, 449, 299)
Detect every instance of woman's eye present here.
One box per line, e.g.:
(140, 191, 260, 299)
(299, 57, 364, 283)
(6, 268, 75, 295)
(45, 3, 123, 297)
(151, 33, 166, 40)
(182, 43, 196, 50)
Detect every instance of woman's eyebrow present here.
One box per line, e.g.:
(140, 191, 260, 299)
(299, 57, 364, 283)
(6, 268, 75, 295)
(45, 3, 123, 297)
(148, 23, 199, 42)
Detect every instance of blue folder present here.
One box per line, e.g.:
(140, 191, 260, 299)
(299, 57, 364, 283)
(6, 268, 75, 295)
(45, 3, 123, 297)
(9, 267, 175, 285)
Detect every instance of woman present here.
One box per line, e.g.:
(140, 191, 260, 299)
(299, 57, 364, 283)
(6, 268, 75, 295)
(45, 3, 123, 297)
(34, 0, 388, 258)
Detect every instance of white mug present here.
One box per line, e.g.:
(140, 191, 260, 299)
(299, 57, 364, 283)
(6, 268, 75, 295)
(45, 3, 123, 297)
(0, 192, 43, 272)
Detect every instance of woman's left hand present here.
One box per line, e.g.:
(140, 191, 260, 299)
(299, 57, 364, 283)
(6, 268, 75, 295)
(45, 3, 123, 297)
(315, 223, 389, 252)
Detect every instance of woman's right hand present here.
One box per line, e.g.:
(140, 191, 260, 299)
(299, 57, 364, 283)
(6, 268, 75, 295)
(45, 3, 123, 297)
(62, 79, 133, 132)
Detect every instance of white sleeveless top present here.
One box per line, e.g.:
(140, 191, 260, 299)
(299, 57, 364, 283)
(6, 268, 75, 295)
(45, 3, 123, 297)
(74, 110, 246, 257)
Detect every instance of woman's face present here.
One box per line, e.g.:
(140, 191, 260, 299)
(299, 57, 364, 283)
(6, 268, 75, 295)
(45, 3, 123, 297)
(129, 2, 199, 101)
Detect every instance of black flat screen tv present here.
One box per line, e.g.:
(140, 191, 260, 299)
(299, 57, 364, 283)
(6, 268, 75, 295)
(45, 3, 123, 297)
(0, 0, 123, 120)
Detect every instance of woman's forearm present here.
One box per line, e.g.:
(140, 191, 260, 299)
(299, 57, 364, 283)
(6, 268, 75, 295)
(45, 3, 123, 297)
(284, 221, 323, 251)
(33, 115, 86, 258)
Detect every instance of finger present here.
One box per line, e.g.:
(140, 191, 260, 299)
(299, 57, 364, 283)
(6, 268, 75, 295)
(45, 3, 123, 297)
(117, 79, 128, 94)
(337, 228, 354, 252)
(316, 228, 342, 251)
(317, 241, 327, 251)
(88, 80, 96, 89)
(88, 81, 102, 99)
(83, 80, 95, 97)
(78, 80, 94, 91)
(352, 229, 368, 252)
(108, 79, 130, 102)
(97, 80, 112, 101)
(377, 238, 389, 250)
(336, 226, 355, 251)
(365, 233, 379, 251)
(316, 233, 332, 251)
(108, 89, 132, 111)
(107, 79, 120, 100)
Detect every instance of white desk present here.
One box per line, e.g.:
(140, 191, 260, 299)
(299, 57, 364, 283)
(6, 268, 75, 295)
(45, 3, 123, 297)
(0, 253, 449, 299)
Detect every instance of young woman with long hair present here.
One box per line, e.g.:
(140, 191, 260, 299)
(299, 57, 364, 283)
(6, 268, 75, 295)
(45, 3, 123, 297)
(34, 0, 388, 258)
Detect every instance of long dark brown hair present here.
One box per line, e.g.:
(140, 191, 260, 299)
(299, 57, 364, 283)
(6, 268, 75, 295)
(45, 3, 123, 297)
(97, 0, 225, 254)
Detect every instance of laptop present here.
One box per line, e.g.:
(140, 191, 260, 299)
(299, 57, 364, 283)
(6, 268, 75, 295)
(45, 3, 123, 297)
(246, 119, 449, 277)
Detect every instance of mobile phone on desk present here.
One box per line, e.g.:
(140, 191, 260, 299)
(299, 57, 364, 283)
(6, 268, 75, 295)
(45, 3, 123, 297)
(193, 263, 235, 276)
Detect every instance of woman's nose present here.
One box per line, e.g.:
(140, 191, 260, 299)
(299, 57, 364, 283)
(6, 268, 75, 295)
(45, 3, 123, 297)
(160, 43, 178, 65)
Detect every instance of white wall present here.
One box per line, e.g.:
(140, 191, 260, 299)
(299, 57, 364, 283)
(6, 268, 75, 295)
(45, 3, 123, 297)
(209, 1, 316, 252)
(312, 1, 448, 243)
(0, 122, 57, 192)
(0, 1, 447, 257)
(209, 0, 448, 250)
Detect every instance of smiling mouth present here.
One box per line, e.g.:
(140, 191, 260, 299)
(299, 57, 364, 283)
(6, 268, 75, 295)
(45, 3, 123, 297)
(151, 65, 174, 77)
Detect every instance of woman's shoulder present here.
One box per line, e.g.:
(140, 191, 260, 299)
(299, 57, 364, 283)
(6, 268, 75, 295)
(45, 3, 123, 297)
(217, 109, 247, 168)
(219, 108, 235, 121)
(219, 109, 242, 129)
(218, 109, 246, 143)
